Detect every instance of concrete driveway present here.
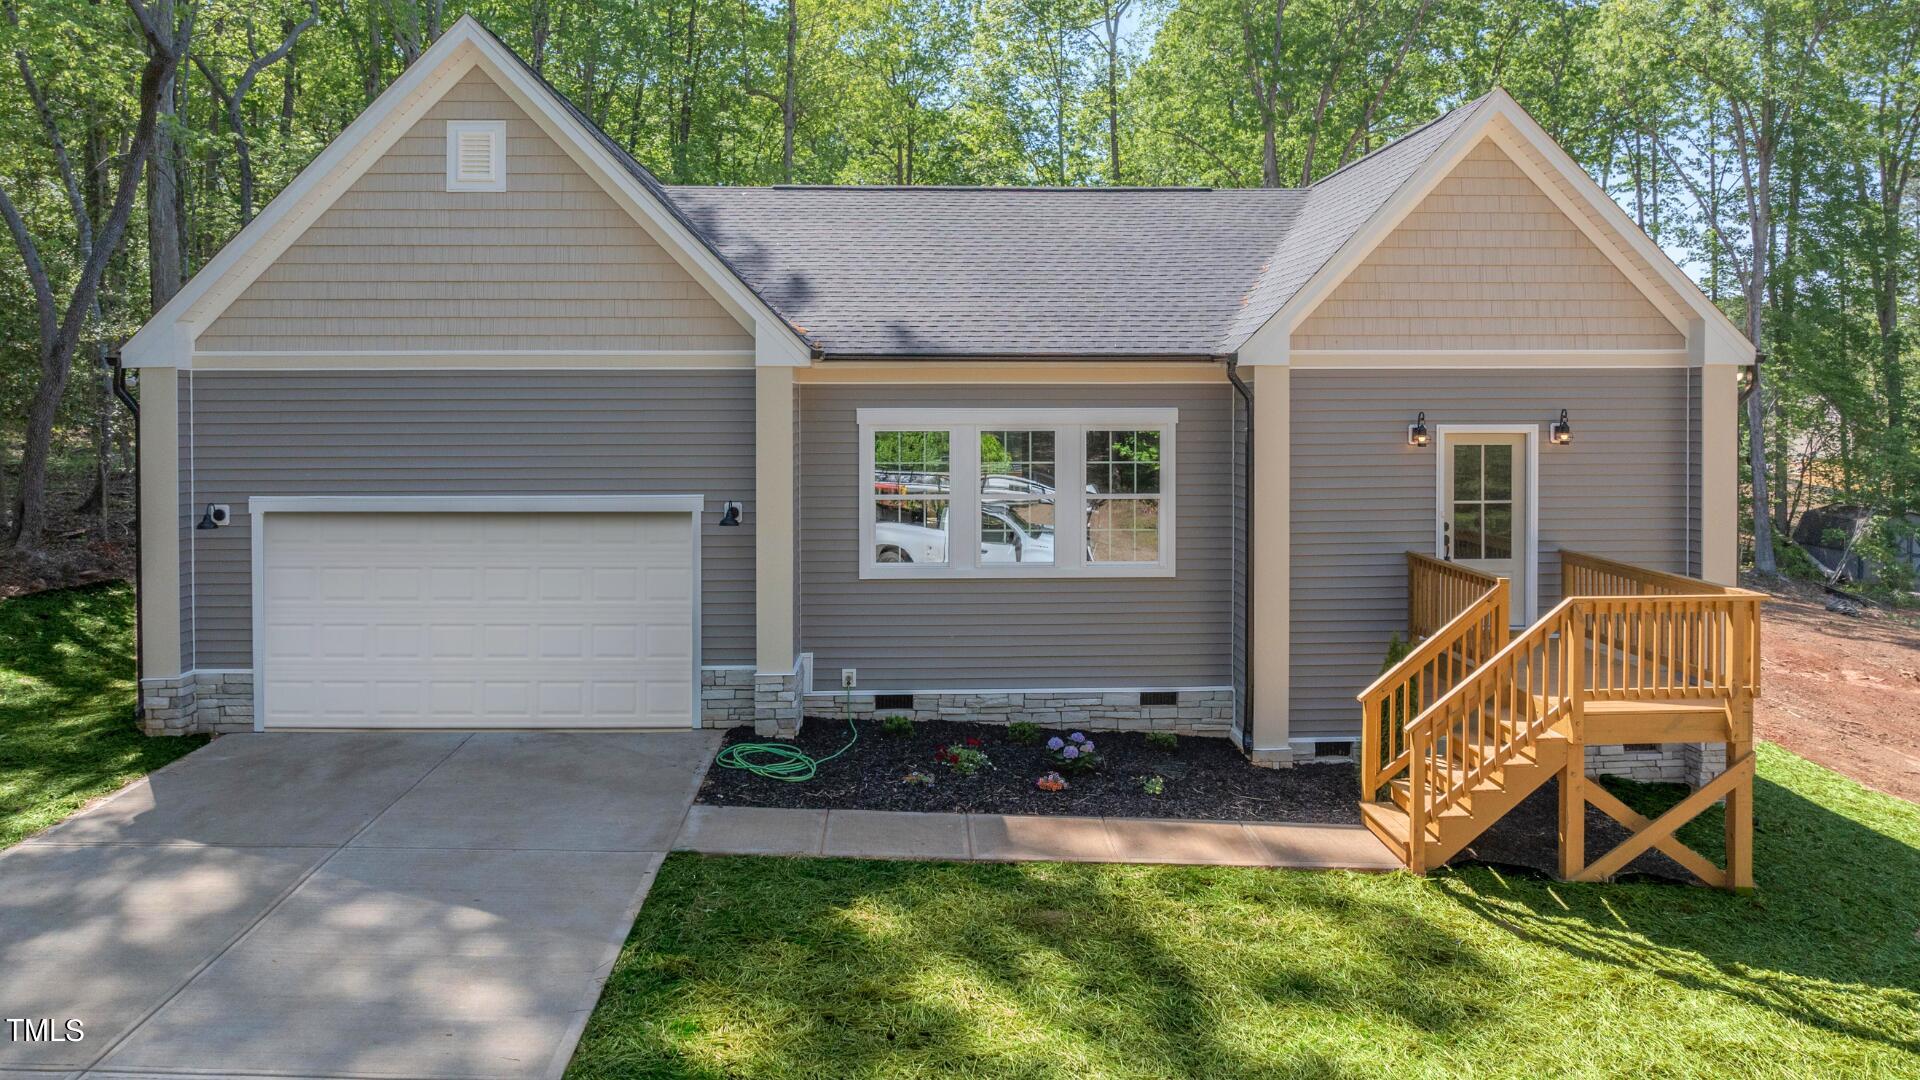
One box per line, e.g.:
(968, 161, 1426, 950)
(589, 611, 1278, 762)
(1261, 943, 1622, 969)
(0, 729, 721, 1080)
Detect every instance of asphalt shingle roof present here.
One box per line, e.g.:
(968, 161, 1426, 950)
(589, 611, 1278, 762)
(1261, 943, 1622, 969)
(492, 18, 1486, 358)
(662, 97, 1483, 358)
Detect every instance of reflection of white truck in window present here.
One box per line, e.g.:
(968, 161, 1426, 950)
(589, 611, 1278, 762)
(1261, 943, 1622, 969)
(874, 473, 1059, 565)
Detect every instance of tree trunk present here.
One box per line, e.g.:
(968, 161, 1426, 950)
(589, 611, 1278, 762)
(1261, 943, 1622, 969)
(781, 0, 796, 181)
(147, 0, 183, 309)
(9, 0, 186, 551)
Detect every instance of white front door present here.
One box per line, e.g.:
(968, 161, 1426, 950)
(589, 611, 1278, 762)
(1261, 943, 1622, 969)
(258, 511, 696, 729)
(1442, 433, 1529, 624)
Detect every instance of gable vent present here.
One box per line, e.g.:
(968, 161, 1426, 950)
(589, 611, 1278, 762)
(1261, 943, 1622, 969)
(445, 120, 506, 192)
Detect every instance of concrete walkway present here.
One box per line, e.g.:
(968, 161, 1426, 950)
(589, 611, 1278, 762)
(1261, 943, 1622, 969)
(1, 729, 721, 1080)
(676, 805, 1402, 870)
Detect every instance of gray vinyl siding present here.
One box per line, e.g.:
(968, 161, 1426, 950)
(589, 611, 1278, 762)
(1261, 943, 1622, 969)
(798, 382, 1236, 691)
(177, 370, 754, 668)
(1289, 367, 1694, 739)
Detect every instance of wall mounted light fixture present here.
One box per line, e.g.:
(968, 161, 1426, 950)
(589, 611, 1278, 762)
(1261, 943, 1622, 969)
(1408, 412, 1430, 448)
(1550, 409, 1573, 445)
(197, 503, 230, 529)
(718, 501, 743, 526)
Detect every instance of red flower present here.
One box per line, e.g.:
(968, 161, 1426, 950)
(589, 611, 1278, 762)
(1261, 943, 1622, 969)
(965, 737, 983, 747)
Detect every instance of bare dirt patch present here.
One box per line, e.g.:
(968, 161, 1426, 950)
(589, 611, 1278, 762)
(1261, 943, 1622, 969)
(1750, 578, 1920, 804)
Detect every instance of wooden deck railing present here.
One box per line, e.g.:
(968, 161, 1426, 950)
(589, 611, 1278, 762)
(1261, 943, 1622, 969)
(1561, 551, 1762, 698)
(1408, 552, 1505, 639)
(1361, 550, 1763, 875)
(1357, 554, 1507, 801)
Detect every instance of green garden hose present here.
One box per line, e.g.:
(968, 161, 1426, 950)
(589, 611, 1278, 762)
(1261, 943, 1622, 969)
(715, 709, 858, 782)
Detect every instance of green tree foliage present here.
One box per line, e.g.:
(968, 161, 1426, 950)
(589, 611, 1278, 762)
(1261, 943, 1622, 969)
(1, 0, 1916, 563)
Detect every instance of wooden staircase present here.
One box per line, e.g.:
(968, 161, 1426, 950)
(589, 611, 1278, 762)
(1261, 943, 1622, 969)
(1357, 552, 1761, 888)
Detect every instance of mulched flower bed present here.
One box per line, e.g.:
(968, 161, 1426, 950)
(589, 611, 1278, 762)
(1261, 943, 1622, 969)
(699, 716, 1705, 883)
(698, 716, 1362, 823)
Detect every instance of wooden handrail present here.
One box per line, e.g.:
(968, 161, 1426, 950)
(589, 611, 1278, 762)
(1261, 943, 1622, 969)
(1560, 550, 1760, 598)
(1407, 552, 1503, 639)
(1358, 556, 1507, 803)
(1371, 553, 1763, 872)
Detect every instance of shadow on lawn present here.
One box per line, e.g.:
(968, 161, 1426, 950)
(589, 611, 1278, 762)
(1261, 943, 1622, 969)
(1437, 763, 1920, 1057)
(577, 858, 1499, 1079)
(0, 583, 204, 845)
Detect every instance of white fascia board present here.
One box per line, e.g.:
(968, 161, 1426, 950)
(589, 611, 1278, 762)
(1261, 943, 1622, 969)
(1483, 93, 1755, 362)
(1237, 88, 1756, 367)
(453, 25, 810, 365)
(123, 16, 812, 370)
(123, 27, 487, 367)
(1236, 96, 1496, 366)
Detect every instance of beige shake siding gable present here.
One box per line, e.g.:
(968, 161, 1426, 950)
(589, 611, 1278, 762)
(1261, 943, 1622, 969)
(198, 68, 752, 354)
(1292, 138, 1686, 351)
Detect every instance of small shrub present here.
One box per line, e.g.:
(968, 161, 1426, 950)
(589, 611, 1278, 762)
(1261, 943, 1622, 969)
(1380, 632, 1412, 673)
(1034, 771, 1068, 792)
(1006, 721, 1043, 744)
(935, 743, 990, 776)
(879, 714, 915, 737)
(1049, 731, 1102, 773)
(901, 770, 935, 786)
(1145, 731, 1178, 752)
(1138, 774, 1165, 796)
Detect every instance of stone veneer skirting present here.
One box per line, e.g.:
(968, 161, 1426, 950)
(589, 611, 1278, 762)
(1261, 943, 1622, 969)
(799, 688, 1237, 738)
(1586, 742, 1727, 787)
(145, 665, 798, 735)
(140, 671, 256, 736)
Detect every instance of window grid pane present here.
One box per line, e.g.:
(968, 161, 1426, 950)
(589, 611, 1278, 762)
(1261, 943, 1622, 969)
(981, 430, 1056, 565)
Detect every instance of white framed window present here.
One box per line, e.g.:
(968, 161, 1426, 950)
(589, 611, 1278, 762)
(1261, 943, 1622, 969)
(858, 408, 1176, 579)
(445, 120, 507, 191)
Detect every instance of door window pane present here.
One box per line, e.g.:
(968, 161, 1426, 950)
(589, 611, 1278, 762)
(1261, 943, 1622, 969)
(1452, 504, 1483, 560)
(1453, 443, 1480, 501)
(1484, 444, 1513, 500)
(981, 431, 1055, 564)
(1483, 504, 1513, 560)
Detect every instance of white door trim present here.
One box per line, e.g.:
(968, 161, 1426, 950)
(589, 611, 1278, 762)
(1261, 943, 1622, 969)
(1432, 425, 1540, 624)
(247, 494, 705, 731)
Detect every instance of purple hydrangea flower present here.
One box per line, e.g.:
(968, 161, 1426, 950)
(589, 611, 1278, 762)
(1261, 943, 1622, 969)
(1080, 741, 1095, 754)
(1062, 745, 1080, 760)
(1068, 731, 1087, 744)
(1046, 736, 1065, 751)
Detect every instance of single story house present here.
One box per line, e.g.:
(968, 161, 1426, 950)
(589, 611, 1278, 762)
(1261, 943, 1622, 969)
(121, 16, 1753, 772)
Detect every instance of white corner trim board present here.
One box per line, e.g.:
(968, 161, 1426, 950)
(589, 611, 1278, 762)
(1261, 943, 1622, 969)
(247, 494, 705, 732)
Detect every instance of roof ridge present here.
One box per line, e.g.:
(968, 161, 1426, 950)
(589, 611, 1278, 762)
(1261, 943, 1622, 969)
(1306, 91, 1494, 187)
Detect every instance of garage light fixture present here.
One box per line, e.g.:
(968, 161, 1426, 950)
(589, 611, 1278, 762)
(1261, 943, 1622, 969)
(719, 501, 743, 526)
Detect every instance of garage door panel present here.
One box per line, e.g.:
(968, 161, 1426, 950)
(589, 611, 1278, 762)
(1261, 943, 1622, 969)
(261, 512, 694, 729)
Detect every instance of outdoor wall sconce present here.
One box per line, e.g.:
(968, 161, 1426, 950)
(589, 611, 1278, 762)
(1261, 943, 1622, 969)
(1550, 409, 1573, 445)
(197, 503, 230, 529)
(718, 501, 743, 526)
(1408, 412, 1430, 447)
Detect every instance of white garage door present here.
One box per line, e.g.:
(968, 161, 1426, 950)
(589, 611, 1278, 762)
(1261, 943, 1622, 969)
(258, 511, 696, 729)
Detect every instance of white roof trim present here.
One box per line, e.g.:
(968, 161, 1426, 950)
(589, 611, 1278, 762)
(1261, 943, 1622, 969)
(1239, 89, 1755, 367)
(123, 16, 810, 369)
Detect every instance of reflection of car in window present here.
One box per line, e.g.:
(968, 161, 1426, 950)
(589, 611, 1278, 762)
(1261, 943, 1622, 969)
(875, 504, 1057, 565)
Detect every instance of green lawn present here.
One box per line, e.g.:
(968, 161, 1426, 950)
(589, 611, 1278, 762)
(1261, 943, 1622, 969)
(572, 746, 1920, 1079)
(0, 583, 205, 847)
